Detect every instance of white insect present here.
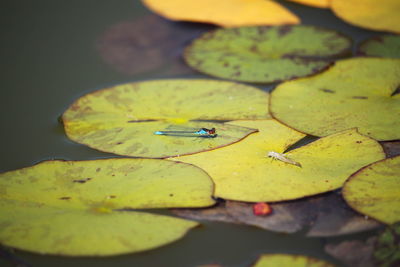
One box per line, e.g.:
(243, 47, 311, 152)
(267, 151, 301, 167)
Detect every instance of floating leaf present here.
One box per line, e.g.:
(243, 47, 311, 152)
(97, 15, 209, 76)
(252, 254, 336, 267)
(343, 156, 400, 225)
(331, 0, 400, 33)
(173, 192, 381, 236)
(172, 120, 384, 202)
(184, 25, 352, 83)
(0, 159, 215, 255)
(285, 0, 330, 8)
(62, 79, 269, 158)
(358, 35, 400, 58)
(271, 57, 400, 141)
(141, 0, 299, 27)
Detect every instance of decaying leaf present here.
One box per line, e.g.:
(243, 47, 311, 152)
(141, 0, 299, 27)
(62, 79, 269, 158)
(285, 0, 330, 8)
(331, 0, 400, 33)
(0, 159, 215, 255)
(343, 155, 400, 225)
(97, 15, 209, 76)
(184, 25, 352, 83)
(252, 254, 336, 267)
(172, 120, 384, 202)
(171, 200, 239, 224)
(172, 192, 381, 236)
(358, 35, 400, 58)
(271, 57, 400, 141)
(381, 141, 400, 158)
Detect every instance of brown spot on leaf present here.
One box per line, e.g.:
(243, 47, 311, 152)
(59, 197, 71, 200)
(320, 88, 335, 93)
(96, 168, 101, 172)
(108, 195, 117, 199)
(356, 141, 362, 144)
(352, 96, 368, 99)
(73, 178, 92, 184)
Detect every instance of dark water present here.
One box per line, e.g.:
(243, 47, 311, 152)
(0, 1, 383, 266)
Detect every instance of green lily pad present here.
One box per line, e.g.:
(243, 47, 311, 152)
(62, 79, 269, 158)
(343, 155, 400, 225)
(172, 120, 384, 202)
(184, 25, 352, 83)
(271, 57, 400, 141)
(0, 159, 215, 256)
(358, 35, 400, 58)
(252, 254, 336, 267)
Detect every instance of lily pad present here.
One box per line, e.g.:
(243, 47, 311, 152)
(172, 192, 381, 236)
(141, 0, 299, 27)
(271, 57, 400, 141)
(62, 79, 269, 158)
(358, 35, 400, 58)
(285, 0, 330, 8)
(252, 254, 336, 267)
(331, 0, 400, 33)
(184, 25, 352, 83)
(172, 119, 384, 202)
(343, 155, 400, 225)
(0, 159, 215, 255)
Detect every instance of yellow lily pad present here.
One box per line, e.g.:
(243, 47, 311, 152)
(331, 0, 400, 33)
(62, 79, 269, 158)
(0, 158, 214, 255)
(141, 0, 299, 27)
(285, 0, 330, 8)
(172, 120, 384, 202)
(270, 57, 400, 141)
(252, 254, 336, 267)
(343, 156, 400, 224)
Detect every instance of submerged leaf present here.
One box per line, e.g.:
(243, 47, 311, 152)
(331, 0, 400, 33)
(252, 254, 336, 267)
(0, 159, 214, 255)
(343, 156, 400, 224)
(358, 35, 400, 58)
(62, 79, 269, 158)
(97, 15, 207, 76)
(141, 0, 299, 27)
(184, 25, 352, 83)
(325, 238, 377, 267)
(271, 57, 400, 141)
(326, 223, 400, 267)
(285, 0, 330, 8)
(172, 120, 384, 202)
